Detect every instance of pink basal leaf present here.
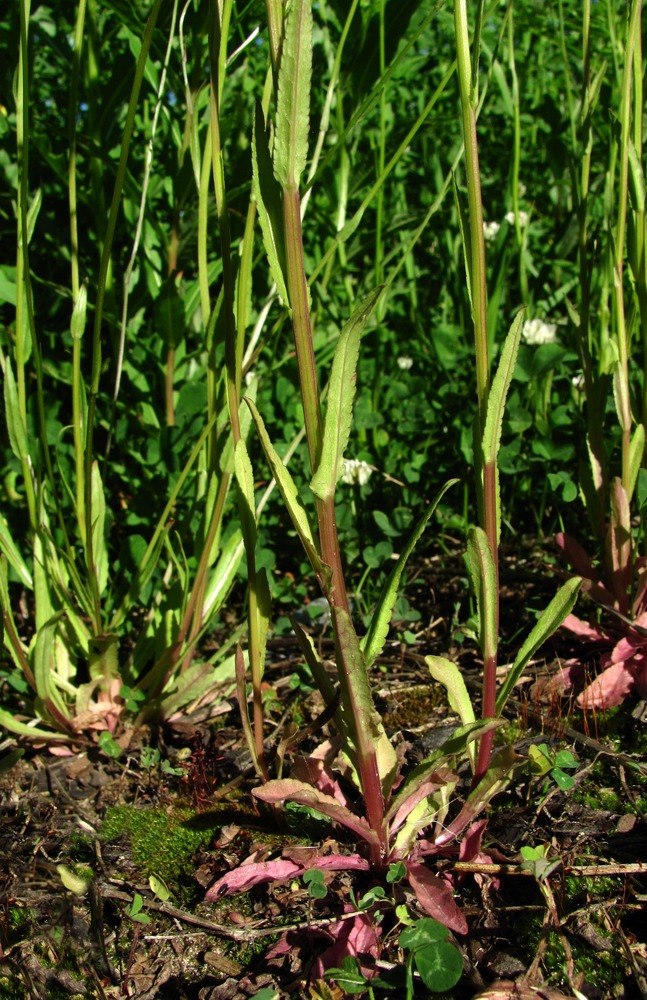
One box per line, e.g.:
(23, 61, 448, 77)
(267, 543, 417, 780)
(611, 634, 643, 663)
(406, 862, 468, 935)
(205, 859, 302, 900)
(560, 613, 609, 642)
(291, 755, 350, 806)
(312, 908, 381, 979)
(577, 660, 637, 709)
(252, 778, 378, 847)
(315, 854, 371, 873)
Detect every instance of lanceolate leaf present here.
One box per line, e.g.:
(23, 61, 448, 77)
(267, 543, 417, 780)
(252, 778, 379, 847)
(465, 527, 497, 663)
(3, 358, 28, 461)
(251, 102, 290, 306)
(334, 605, 398, 795)
(90, 461, 108, 596)
(274, 0, 312, 189)
(425, 656, 475, 728)
(310, 288, 382, 502)
(426, 653, 476, 771)
(406, 864, 468, 934)
(234, 439, 257, 555)
(481, 309, 523, 543)
(629, 424, 645, 502)
(495, 576, 581, 713)
(361, 479, 457, 668)
(482, 309, 524, 466)
(244, 397, 324, 578)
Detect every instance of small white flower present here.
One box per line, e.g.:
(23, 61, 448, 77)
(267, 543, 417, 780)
(483, 220, 500, 241)
(244, 370, 256, 386)
(341, 459, 373, 486)
(572, 373, 585, 391)
(504, 209, 529, 228)
(397, 356, 413, 370)
(522, 318, 557, 346)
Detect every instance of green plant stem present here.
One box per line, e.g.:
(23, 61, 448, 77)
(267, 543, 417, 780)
(613, 0, 640, 496)
(282, 176, 388, 863)
(454, 0, 497, 782)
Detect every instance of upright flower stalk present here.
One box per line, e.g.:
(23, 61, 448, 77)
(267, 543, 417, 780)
(454, 0, 499, 781)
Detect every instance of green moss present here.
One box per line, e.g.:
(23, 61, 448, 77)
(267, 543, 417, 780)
(99, 805, 221, 887)
(543, 931, 625, 993)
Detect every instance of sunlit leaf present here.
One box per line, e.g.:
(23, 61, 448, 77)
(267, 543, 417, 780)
(310, 288, 382, 502)
(274, 0, 312, 189)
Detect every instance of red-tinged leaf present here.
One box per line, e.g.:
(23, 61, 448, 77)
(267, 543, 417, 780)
(406, 863, 468, 935)
(459, 819, 488, 862)
(252, 779, 379, 848)
(292, 755, 351, 806)
(555, 532, 597, 579)
(388, 769, 454, 835)
(204, 859, 302, 900)
(314, 854, 371, 873)
(577, 658, 642, 709)
(434, 746, 521, 848)
(560, 613, 609, 641)
(459, 820, 499, 889)
(312, 909, 382, 979)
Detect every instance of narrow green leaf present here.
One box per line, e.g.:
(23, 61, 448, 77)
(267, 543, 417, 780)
(452, 175, 473, 313)
(234, 439, 257, 555)
(32, 616, 73, 727)
(25, 188, 42, 245)
(245, 397, 324, 577)
(496, 576, 582, 713)
(0, 708, 69, 741)
(334, 606, 398, 795)
(426, 655, 476, 771)
(70, 282, 88, 341)
(292, 619, 348, 742)
(203, 529, 244, 619)
(628, 137, 646, 213)
(628, 423, 645, 502)
(252, 103, 290, 306)
(465, 527, 498, 663)
(0, 516, 32, 589)
(482, 309, 524, 467)
(274, 0, 312, 189)
(435, 745, 522, 846)
(3, 358, 29, 461)
(90, 461, 108, 596)
(361, 480, 457, 668)
(310, 288, 382, 502)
